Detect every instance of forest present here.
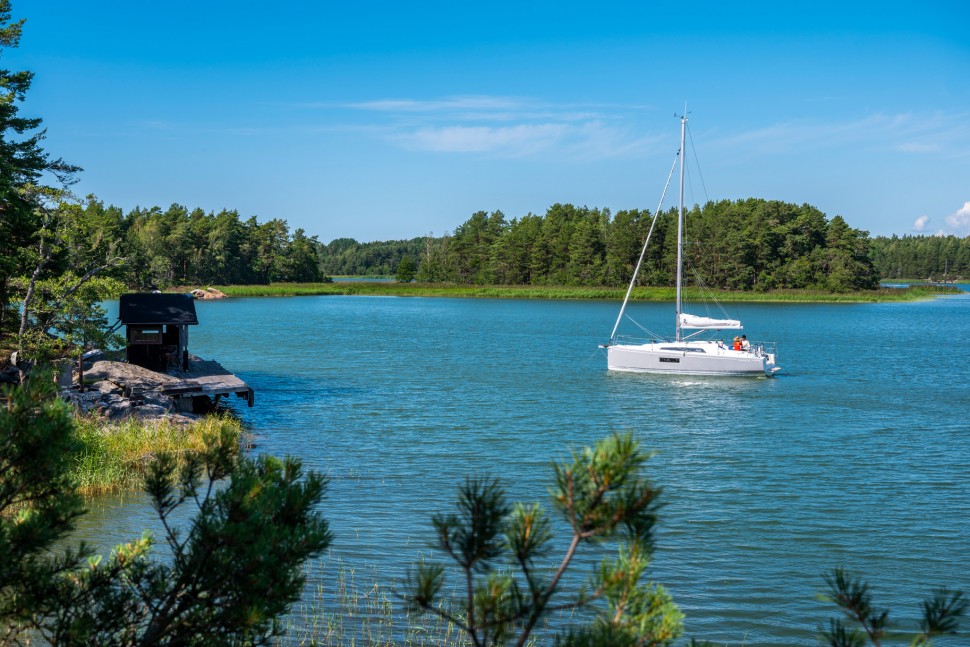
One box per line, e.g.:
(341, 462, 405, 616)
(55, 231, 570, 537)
(868, 234, 970, 281)
(66, 197, 970, 292)
(321, 206, 970, 290)
(321, 200, 883, 292)
(23, 195, 969, 297)
(52, 197, 325, 288)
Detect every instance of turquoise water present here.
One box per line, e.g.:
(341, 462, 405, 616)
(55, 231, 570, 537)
(86, 293, 970, 644)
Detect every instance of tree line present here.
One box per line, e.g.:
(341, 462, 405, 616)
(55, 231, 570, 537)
(63, 198, 324, 288)
(33, 198, 970, 300)
(323, 200, 882, 292)
(317, 236, 428, 276)
(869, 234, 970, 281)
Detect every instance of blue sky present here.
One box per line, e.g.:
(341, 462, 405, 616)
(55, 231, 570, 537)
(10, 0, 970, 242)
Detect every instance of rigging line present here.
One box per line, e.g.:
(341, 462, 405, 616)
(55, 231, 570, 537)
(683, 253, 734, 320)
(608, 150, 680, 342)
(623, 313, 662, 340)
(685, 121, 709, 204)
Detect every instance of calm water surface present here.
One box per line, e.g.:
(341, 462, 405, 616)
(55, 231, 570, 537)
(85, 292, 970, 645)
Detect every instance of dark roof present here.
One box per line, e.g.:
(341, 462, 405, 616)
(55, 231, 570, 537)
(119, 293, 199, 326)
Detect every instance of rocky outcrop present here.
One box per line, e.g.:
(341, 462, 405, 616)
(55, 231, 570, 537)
(190, 288, 228, 299)
(60, 360, 199, 423)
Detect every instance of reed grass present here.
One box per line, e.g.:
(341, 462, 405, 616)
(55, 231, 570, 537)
(277, 553, 577, 647)
(202, 282, 959, 303)
(283, 555, 589, 646)
(283, 557, 472, 646)
(70, 414, 245, 496)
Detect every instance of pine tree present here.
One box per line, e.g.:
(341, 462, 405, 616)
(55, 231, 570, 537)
(0, 376, 332, 645)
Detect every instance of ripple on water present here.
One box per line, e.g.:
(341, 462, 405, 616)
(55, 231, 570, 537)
(83, 295, 970, 645)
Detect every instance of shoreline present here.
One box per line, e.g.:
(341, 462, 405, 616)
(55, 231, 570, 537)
(182, 282, 963, 303)
(61, 357, 250, 496)
(71, 413, 245, 496)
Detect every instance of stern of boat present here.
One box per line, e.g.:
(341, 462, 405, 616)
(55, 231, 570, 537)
(758, 342, 780, 376)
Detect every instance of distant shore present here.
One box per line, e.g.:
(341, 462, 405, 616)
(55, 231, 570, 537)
(184, 282, 962, 303)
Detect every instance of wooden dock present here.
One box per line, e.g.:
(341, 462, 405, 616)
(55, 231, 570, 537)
(163, 358, 255, 407)
(91, 356, 254, 410)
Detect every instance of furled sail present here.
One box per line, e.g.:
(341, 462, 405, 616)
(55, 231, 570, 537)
(680, 313, 742, 330)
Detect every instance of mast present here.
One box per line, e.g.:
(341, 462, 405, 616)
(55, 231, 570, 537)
(675, 111, 686, 342)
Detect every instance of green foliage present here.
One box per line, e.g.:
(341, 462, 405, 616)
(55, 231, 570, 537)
(0, 377, 332, 645)
(70, 414, 245, 495)
(4, 190, 125, 366)
(0, 373, 87, 642)
(396, 255, 417, 282)
(80, 202, 325, 288)
(870, 234, 970, 281)
(15, 272, 124, 376)
(403, 433, 682, 647)
(321, 200, 881, 293)
(0, 0, 80, 338)
(820, 568, 966, 647)
(319, 235, 429, 278)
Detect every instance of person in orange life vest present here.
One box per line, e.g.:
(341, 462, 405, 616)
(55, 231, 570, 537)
(733, 336, 741, 350)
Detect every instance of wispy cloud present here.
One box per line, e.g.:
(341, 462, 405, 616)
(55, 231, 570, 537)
(347, 96, 526, 113)
(710, 112, 970, 158)
(396, 123, 567, 155)
(896, 142, 941, 153)
(912, 215, 930, 232)
(393, 120, 656, 158)
(288, 97, 970, 164)
(321, 95, 659, 159)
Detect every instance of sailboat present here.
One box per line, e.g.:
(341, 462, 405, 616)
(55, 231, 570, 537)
(603, 112, 780, 377)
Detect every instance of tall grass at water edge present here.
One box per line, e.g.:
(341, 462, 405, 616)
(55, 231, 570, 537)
(282, 557, 579, 646)
(70, 415, 245, 496)
(202, 282, 958, 303)
(281, 558, 468, 647)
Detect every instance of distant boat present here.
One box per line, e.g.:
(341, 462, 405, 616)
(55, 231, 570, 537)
(602, 112, 780, 377)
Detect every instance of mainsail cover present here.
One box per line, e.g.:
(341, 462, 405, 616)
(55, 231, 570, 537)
(680, 313, 742, 330)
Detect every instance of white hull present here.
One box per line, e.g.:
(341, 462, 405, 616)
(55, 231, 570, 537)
(607, 340, 778, 377)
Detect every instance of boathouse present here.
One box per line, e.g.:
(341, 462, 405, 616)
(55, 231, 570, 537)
(118, 293, 197, 372)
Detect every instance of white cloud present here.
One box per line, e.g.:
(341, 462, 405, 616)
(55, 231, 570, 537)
(328, 95, 660, 159)
(305, 97, 968, 164)
(912, 215, 930, 232)
(398, 123, 568, 156)
(394, 121, 655, 159)
(347, 96, 526, 114)
(945, 201, 970, 235)
(714, 111, 970, 158)
(896, 142, 941, 153)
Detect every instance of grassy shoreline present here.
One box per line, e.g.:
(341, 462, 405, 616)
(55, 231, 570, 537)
(70, 414, 244, 496)
(192, 282, 962, 303)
